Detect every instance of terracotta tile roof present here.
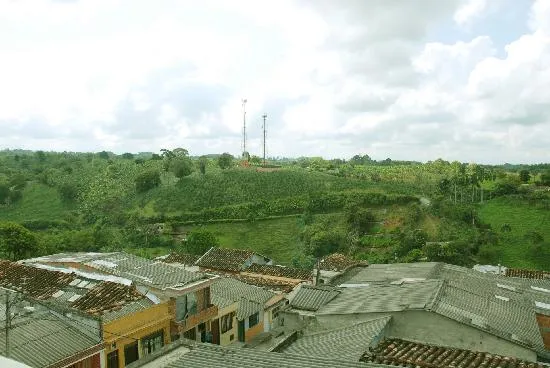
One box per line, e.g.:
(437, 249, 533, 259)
(0, 260, 76, 299)
(318, 253, 368, 272)
(232, 274, 298, 293)
(70, 281, 145, 316)
(246, 264, 312, 281)
(506, 268, 550, 280)
(360, 338, 545, 368)
(196, 247, 268, 272)
(162, 253, 200, 265)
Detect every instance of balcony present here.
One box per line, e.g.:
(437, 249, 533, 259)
(177, 304, 218, 330)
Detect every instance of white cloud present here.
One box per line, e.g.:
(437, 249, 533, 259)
(454, 0, 488, 27)
(0, 0, 548, 163)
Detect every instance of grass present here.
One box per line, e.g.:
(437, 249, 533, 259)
(0, 182, 70, 222)
(478, 196, 550, 270)
(182, 216, 307, 265)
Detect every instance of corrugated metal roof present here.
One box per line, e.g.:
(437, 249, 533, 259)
(340, 262, 440, 284)
(211, 277, 276, 320)
(0, 312, 101, 368)
(162, 343, 395, 368)
(316, 280, 441, 315)
(102, 298, 155, 323)
(290, 285, 341, 312)
(282, 316, 391, 361)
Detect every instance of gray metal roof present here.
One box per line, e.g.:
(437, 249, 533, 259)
(433, 280, 547, 354)
(102, 298, 155, 323)
(290, 285, 340, 311)
(282, 316, 391, 361)
(341, 262, 441, 284)
(82, 253, 208, 290)
(0, 312, 101, 368)
(211, 277, 276, 320)
(162, 343, 395, 368)
(316, 280, 442, 315)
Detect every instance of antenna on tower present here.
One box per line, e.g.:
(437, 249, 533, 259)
(241, 98, 248, 161)
(262, 114, 267, 167)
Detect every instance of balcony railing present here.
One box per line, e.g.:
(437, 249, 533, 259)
(177, 304, 218, 330)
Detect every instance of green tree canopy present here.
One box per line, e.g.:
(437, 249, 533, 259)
(519, 170, 530, 183)
(218, 153, 234, 169)
(0, 222, 39, 260)
(135, 170, 161, 193)
(345, 206, 377, 235)
(184, 229, 219, 255)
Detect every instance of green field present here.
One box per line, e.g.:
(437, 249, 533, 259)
(478, 197, 550, 270)
(0, 182, 70, 222)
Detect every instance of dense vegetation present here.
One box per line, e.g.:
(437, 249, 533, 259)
(0, 148, 549, 270)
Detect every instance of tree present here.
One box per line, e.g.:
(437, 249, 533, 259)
(184, 229, 219, 255)
(171, 158, 194, 178)
(218, 153, 234, 169)
(540, 170, 550, 186)
(98, 151, 110, 159)
(58, 183, 78, 203)
(0, 183, 9, 204)
(0, 222, 38, 260)
(250, 155, 262, 165)
(346, 206, 377, 235)
(519, 170, 530, 183)
(135, 170, 161, 193)
(121, 152, 134, 160)
(198, 156, 208, 175)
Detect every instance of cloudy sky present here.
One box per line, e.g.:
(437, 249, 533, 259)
(1, 0, 549, 163)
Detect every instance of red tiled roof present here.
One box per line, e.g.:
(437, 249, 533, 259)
(0, 260, 76, 299)
(197, 248, 265, 272)
(361, 338, 545, 368)
(208, 270, 298, 293)
(245, 264, 312, 281)
(162, 253, 200, 265)
(505, 268, 550, 280)
(70, 281, 144, 315)
(318, 253, 368, 272)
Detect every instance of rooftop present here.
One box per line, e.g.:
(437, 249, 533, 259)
(196, 247, 269, 272)
(245, 264, 312, 281)
(360, 338, 546, 368)
(0, 299, 102, 368)
(290, 285, 341, 312)
(211, 277, 277, 319)
(316, 280, 441, 315)
(506, 268, 550, 280)
(0, 260, 76, 300)
(160, 253, 200, 265)
(318, 253, 368, 272)
(24, 252, 211, 292)
(282, 316, 391, 361)
(144, 341, 394, 368)
(339, 262, 440, 284)
(70, 281, 149, 316)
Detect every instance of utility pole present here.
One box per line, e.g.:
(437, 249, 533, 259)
(262, 114, 267, 167)
(242, 99, 248, 161)
(4, 291, 10, 358)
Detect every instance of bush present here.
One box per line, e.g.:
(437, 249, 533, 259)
(135, 170, 161, 193)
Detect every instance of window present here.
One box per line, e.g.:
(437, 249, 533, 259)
(141, 330, 164, 357)
(124, 342, 139, 366)
(271, 305, 281, 319)
(221, 312, 235, 334)
(249, 312, 259, 328)
(176, 293, 197, 321)
(106, 350, 118, 368)
(229, 334, 234, 341)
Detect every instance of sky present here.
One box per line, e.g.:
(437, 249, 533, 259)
(0, 0, 549, 164)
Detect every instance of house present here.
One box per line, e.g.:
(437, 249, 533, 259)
(210, 277, 285, 343)
(19, 252, 222, 367)
(240, 264, 312, 292)
(361, 337, 548, 368)
(0, 289, 103, 368)
(156, 253, 200, 272)
(132, 339, 393, 368)
(195, 247, 272, 273)
(284, 262, 550, 363)
(313, 253, 368, 285)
